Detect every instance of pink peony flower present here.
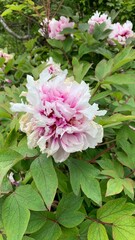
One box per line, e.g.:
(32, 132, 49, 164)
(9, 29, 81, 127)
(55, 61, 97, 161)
(88, 11, 111, 33)
(39, 16, 75, 40)
(108, 21, 134, 45)
(10, 59, 106, 163)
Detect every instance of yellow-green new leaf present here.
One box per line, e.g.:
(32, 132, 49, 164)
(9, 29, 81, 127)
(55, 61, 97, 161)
(88, 222, 109, 240)
(113, 216, 135, 240)
(106, 178, 123, 196)
(97, 198, 135, 223)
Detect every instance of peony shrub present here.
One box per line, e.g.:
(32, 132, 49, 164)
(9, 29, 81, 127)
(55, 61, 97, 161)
(1, 4, 135, 240)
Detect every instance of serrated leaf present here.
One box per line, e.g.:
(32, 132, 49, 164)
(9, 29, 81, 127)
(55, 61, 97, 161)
(97, 198, 135, 223)
(32, 220, 62, 240)
(88, 222, 109, 240)
(15, 185, 46, 211)
(30, 154, 58, 209)
(56, 192, 85, 228)
(67, 159, 102, 206)
(2, 194, 30, 240)
(113, 216, 135, 240)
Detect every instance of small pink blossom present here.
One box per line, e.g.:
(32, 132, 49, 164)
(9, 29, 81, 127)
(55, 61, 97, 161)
(5, 79, 12, 84)
(39, 16, 75, 40)
(108, 21, 134, 45)
(88, 11, 111, 33)
(8, 172, 20, 186)
(10, 59, 106, 163)
(0, 50, 13, 62)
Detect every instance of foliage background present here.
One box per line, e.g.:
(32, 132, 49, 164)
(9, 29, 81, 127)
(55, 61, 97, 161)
(0, 0, 135, 240)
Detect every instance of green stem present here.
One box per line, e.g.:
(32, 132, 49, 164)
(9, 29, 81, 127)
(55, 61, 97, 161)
(91, 82, 101, 97)
(22, 171, 32, 185)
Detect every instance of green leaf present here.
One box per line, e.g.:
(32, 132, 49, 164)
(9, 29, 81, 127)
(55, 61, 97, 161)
(23, 237, 35, 240)
(63, 37, 73, 52)
(0, 107, 11, 119)
(0, 149, 23, 190)
(56, 192, 85, 228)
(2, 194, 30, 240)
(117, 145, 135, 169)
(1, 9, 12, 16)
(112, 216, 135, 240)
(61, 28, 76, 35)
(112, 47, 135, 73)
(30, 154, 58, 209)
(58, 227, 79, 240)
(95, 59, 113, 81)
(78, 43, 98, 58)
(32, 220, 62, 240)
(95, 47, 113, 59)
(88, 222, 109, 240)
(15, 185, 46, 211)
(12, 137, 38, 158)
(67, 159, 102, 206)
(93, 22, 107, 40)
(6, 4, 26, 11)
(103, 73, 135, 85)
(99, 113, 135, 128)
(26, 212, 46, 234)
(72, 57, 91, 83)
(58, 6, 74, 17)
(90, 90, 112, 103)
(0, 235, 3, 240)
(4, 59, 14, 74)
(97, 198, 135, 223)
(47, 39, 63, 49)
(122, 178, 134, 200)
(106, 178, 123, 196)
(99, 159, 124, 178)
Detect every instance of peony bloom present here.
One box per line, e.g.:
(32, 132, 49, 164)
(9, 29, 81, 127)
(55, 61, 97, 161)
(108, 21, 134, 45)
(10, 59, 106, 163)
(88, 11, 111, 33)
(39, 16, 75, 40)
(0, 50, 13, 62)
